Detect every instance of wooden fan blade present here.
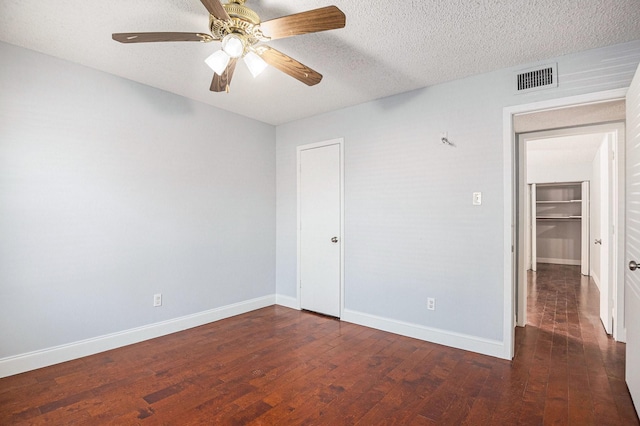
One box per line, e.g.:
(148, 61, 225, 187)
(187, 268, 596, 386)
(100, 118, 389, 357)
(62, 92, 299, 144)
(112, 32, 213, 43)
(259, 46, 322, 86)
(210, 58, 238, 92)
(200, 0, 230, 20)
(260, 6, 345, 40)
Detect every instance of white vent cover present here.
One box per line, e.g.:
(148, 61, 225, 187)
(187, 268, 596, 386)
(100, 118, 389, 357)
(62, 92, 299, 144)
(515, 63, 558, 94)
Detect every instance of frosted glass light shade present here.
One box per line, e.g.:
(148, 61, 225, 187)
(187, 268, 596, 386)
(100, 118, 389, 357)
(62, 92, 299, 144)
(205, 50, 230, 75)
(244, 51, 268, 78)
(222, 34, 244, 58)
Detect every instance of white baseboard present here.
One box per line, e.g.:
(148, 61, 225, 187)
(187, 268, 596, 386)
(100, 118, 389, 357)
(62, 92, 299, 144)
(0, 295, 275, 379)
(617, 327, 627, 343)
(537, 257, 581, 266)
(2, 296, 513, 378)
(592, 272, 601, 290)
(341, 309, 509, 360)
(276, 294, 299, 310)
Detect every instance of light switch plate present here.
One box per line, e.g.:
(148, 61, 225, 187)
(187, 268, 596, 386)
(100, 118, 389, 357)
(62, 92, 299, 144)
(473, 192, 482, 205)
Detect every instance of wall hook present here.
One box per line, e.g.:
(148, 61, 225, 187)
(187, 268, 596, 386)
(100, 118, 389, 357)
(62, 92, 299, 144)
(441, 136, 455, 147)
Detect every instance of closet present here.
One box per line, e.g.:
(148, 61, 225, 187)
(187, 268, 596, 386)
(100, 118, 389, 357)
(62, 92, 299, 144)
(531, 181, 589, 275)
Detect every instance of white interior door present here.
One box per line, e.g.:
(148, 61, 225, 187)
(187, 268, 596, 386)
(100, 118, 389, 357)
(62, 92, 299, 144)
(612, 125, 626, 342)
(531, 183, 537, 272)
(599, 147, 613, 333)
(298, 141, 342, 317)
(625, 63, 640, 409)
(581, 181, 590, 276)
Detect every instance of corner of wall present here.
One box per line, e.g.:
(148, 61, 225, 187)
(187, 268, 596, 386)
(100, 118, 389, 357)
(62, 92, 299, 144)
(275, 295, 299, 310)
(0, 295, 276, 379)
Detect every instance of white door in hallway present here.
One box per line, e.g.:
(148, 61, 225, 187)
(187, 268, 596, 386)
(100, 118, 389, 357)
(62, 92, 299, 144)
(625, 63, 640, 408)
(531, 183, 537, 272)
(298, 140, 342, 317)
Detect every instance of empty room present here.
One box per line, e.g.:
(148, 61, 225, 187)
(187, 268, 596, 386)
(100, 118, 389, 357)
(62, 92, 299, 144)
(2, 0, 640, 424)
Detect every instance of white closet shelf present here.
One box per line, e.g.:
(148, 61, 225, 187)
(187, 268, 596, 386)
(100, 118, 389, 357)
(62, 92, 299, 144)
(536, 200, 582, 204)
(536, 216, 582, 220)
(531, 181, 589, 276)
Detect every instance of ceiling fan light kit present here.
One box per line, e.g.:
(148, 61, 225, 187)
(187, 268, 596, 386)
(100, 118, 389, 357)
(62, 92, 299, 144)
(112, 0, 346, 93)
(205, 49, 231, 75)
(243, 51, 268, 77)
(221, 33, 245, 58)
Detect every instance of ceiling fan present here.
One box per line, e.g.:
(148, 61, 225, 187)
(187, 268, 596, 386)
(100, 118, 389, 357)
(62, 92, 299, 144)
(112, 0, 346, 93)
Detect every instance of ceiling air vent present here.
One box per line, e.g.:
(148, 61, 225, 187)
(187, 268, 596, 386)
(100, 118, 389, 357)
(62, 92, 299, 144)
(515, 63, 558, 94)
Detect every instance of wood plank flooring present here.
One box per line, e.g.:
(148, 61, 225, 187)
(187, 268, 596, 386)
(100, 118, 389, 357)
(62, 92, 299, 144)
(1, 264, 638, 424)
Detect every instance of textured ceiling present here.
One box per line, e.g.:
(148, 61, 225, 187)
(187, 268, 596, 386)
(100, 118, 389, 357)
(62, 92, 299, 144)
(1, 1, 640, 125)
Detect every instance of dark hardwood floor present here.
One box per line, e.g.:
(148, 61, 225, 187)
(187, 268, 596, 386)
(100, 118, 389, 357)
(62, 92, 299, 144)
(1, 264, 638, 424)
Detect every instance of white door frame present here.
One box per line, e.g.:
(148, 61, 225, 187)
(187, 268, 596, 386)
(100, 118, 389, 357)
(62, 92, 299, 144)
(610, 125, 626, 341)
(296, 138, 345, 316)
(517, 125, 623, 334)
(503, 88, 628, 358)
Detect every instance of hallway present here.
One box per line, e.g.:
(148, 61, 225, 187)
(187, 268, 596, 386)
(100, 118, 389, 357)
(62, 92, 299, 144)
(517, 263, 637, 424)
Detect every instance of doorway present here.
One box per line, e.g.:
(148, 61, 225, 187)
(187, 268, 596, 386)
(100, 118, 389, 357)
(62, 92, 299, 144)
(297, 138, 344, 317)
(517, 123, 624, 338)
(502, 88, 628, 359)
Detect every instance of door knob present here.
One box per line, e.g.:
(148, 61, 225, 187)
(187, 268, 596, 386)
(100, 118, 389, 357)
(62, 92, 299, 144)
(331, 237, 339, 243)
(630, 260, 639, 271)
(595, 239, 602, 245)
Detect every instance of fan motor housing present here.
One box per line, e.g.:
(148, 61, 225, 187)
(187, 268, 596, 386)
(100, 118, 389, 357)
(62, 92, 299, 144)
(225, 1, 260, 25)
(209, 0, 267, 44)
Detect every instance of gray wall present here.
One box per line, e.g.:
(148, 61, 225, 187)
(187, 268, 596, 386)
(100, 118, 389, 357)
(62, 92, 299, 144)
(0, 42, 276, 358)
(2, 37, 640, 364)
(275, 40, 640, 343)
(528, 163, 593, 183)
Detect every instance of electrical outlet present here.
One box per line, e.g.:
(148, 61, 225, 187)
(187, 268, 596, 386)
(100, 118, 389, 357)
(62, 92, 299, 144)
(473, 192, 482, 205)
(153, 293, 162, 307)
(427, 297, 436, 311)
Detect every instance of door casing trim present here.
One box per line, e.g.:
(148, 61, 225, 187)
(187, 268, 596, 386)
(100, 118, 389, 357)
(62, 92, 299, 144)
(503, 88, 628, 359)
